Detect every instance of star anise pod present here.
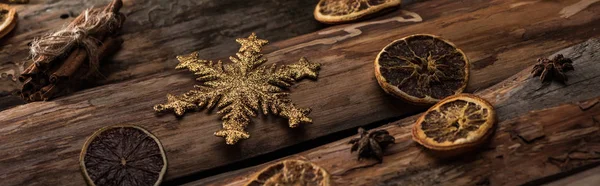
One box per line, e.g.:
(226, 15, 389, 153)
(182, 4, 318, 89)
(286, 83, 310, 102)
(531, 54, 574, 83)
(349, 128, 395, 162)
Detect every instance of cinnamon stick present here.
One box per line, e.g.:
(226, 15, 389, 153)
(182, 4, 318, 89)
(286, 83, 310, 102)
(103, 0, 123, 15)
(18, 0, 125, 102)
(20, 36, 123, 102)
(97, 37, 123, 60)
(19, 62, 38, 81)
(40, 84, 58, 101)
(50, 49, 87, 83)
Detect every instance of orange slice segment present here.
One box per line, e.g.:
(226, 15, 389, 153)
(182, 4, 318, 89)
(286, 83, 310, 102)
(412, 94, 496, 152)
(314, 0, 401, 24)
(246, 160, 331, 186)
(375, 34, 470, 105)
(80, 125, 167, 186)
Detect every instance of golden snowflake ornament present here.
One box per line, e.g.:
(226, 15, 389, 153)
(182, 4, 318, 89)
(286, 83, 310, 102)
(154, 33, 321, 145)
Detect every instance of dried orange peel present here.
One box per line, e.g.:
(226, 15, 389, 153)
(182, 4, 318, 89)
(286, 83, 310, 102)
(314, 0, 401, 24)
(0, 4, 17, 39)
(412, 94, 496, 152)
(245, 160, 331, 186)
(80, 125, 168, 186)
(375, 34, 470, 105)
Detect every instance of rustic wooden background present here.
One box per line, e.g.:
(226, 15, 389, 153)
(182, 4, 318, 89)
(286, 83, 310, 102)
(1, 0, 600, 185)
(0, 0, 327, 110)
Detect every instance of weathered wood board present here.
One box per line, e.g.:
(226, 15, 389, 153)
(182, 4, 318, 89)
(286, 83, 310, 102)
(1, 0, 600, 185)
(544, 166, 600, 186)
(0, 0, 324, 110)
(192, 38, 600, 185)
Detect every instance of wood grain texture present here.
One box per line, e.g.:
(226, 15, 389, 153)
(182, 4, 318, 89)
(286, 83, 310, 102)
(0, 0, 324, 110)
(544, 166, 600, 186)
(1, 0, 600, 185)
(191, 38, 600, 186)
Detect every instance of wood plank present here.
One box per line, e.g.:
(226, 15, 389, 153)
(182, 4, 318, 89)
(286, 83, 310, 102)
(544, 166, 600, 186)
(0, 0, 324, 110)
(2, 0, 600, 185)
(191, 38, 600, 185)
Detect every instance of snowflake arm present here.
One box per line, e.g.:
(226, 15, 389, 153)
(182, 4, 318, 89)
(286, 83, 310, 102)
(256, 89, 313, 128)
(215, 99, 256, 144)
(153, 87, 225, 116)
(269, 57, 321, 88)
(275, 101, 313, 128)
(153, 94, 197, 116)
(154, 52, 229, 116)
(176, 52, 226, 81)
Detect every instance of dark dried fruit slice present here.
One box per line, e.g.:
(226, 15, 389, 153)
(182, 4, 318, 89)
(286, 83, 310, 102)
(80, 125, 167, 186)
(412, 94, 496, 153)
(0, 4, 16, 39)
(246, 160, 331, 186)
(314, 0, 401, 24)
(375, 34, 470, 105)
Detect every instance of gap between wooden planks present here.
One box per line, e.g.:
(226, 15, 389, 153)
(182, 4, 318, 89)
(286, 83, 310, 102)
(191, 38, 600, 186)
(1, 0, 600, 185)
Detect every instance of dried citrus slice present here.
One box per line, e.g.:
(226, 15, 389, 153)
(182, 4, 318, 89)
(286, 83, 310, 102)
(245, 160, 331, 186)
(80, 125, 167, 186)
(412, 94, 496, 152)
(314, 0, 401, 24)
(375, 34, 470, 105)
(0, 4, 17, 39)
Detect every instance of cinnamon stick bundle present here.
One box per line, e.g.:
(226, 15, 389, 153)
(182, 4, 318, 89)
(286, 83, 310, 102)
(18, 0, 125, 102)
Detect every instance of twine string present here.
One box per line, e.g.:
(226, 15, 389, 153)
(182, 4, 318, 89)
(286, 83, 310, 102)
(29, 9, 121, 76)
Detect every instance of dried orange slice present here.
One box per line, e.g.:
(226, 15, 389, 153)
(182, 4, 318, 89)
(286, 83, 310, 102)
(80, 125, 167, 186)
(245, 160, 331, 186)
(375, 34, 470, 105)
(314, 0, 401, 24)
(0, 4, 17, 39)
(412, 94, 496, 153)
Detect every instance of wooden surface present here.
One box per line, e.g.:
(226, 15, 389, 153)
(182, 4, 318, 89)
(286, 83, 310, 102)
(1, 0, 600, 185)
(544, 166, 600, 186)
(193, 38, 600, 186)
(0, 0, 324, 110)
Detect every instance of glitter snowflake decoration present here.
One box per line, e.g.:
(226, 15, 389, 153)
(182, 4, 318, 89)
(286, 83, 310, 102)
(154, 33, 321, 145)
